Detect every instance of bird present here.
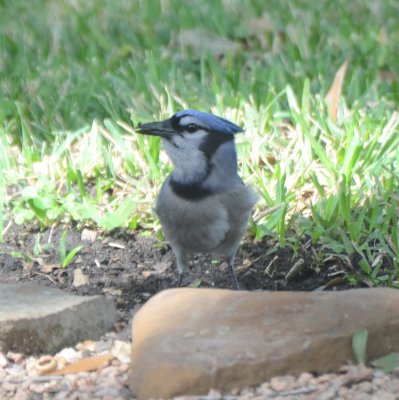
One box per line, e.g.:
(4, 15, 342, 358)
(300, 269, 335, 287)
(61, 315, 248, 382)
(135, 109, 258, 289)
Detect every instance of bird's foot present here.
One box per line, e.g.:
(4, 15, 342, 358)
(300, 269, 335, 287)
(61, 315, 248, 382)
(177, 271, 188, 287)
(233, 278, 241, 291)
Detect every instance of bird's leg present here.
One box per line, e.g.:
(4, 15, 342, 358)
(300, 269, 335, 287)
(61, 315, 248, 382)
(227, 254, 240, 290)
(173, 246, 188, 287)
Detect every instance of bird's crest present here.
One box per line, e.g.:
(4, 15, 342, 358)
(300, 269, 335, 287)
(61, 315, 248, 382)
(175, 109, 243, 135)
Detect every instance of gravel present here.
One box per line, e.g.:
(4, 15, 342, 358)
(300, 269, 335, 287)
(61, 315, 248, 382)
(1, 336, 399, 400)
(0, 329, 132, 400)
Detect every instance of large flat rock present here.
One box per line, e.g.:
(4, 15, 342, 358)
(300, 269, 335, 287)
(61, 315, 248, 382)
(0, 283, 116, 354)
(129, 288, 399, 399)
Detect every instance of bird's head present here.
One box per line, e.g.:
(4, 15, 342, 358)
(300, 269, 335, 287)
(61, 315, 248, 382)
(136, 109, 243, 185)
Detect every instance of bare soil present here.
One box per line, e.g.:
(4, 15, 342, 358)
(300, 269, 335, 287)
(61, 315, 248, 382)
(0, 221, 355, 324)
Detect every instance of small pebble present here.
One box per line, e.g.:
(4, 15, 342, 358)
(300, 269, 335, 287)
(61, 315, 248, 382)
(14, 389, 30, 400)
(6, 352, 24, 364)
(356, 380, 372, 393)
(351, 392, 372, 400)
(255, 382, 274, 397)
(373, 390, 397, 400)
(3, 382, 17, 392)
(56, 348, 82, 363)
(0, 352, 8, 368)
(270, 375, 297, 392)
(314, 373, 337, 384)
(230, 387, 241, 395)
(298, 371, 314, 385)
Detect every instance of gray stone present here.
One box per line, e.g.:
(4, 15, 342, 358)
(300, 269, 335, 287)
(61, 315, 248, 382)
(0, 283, 116, 354)
(129, 288, 399, 400)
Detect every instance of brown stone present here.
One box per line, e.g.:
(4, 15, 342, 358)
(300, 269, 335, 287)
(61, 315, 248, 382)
(129, 288, 399, 399)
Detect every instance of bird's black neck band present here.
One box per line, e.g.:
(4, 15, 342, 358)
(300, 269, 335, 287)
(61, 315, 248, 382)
(169, 179, 213, 201)
(170, 163, 214, 201)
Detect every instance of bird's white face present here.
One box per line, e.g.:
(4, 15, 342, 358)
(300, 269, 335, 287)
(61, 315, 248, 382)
(169, 115, 209, 144)
(163, 115, 210, 183)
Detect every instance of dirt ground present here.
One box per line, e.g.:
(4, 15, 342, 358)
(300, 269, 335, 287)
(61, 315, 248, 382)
(0, 221, 357, 324)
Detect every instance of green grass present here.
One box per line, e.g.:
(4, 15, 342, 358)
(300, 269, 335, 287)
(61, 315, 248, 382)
(1, 0, 399, 285)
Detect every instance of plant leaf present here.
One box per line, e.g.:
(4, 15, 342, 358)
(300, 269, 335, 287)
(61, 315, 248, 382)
(352, 328, 368, 365)
(325, 58, 350, 122)
(62, 245, 84, 268)
(372, 352, 399, 373)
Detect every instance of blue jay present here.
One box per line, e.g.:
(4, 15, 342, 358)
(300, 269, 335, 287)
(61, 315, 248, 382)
(136, 109, 258, 289)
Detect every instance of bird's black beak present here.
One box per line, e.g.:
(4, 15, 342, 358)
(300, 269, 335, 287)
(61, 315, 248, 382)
(135, 118, 174, 139)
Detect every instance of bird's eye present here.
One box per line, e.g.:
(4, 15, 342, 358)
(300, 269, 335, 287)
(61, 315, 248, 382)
(186, 123, 198, 133)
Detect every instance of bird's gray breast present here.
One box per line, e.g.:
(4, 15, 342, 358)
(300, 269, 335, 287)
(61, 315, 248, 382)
(155, 177, 258, 255)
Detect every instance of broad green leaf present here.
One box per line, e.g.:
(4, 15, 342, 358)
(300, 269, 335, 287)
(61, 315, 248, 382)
(372, 352, 399, 374)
